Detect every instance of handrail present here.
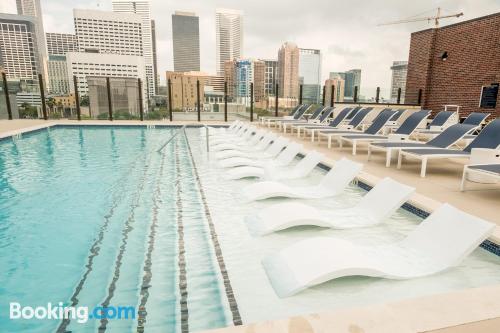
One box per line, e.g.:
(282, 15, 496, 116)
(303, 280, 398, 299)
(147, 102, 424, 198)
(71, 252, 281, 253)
(157, 124, 210, 153)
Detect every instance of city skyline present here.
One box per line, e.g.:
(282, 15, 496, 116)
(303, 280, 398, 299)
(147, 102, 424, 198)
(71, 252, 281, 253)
(1, 0, 499, 97)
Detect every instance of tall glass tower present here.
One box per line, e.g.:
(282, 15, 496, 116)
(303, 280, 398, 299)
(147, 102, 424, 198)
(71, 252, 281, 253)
(172, 12, 200, 72)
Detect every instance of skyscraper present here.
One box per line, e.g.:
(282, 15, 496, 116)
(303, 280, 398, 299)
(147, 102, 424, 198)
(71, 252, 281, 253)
(344, 69, 361, 98)
(74, 9, 143, 56)
(215, 8, 243, 76)
(14, 0, 48, 85)
(299, 48, 322, 104)
(45, 33, 78, 94)
(172, 12, 200, 72)
(262, 59, 278, 96)
(324, 77, 345, 104)
(151, 19, 159, 94)
(390, 61, 408, 101)
(277, 42, 299, 99)
(112, 0, 156, 97)
(0, 13, 45, 80)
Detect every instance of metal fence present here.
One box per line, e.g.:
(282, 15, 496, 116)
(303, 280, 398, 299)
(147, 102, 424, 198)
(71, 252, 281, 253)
(1, 73, 423, 122)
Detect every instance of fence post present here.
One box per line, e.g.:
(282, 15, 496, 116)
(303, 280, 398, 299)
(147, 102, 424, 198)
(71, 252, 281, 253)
(2, 72, 13, 120)
(397, 87, 402, 104)
(299, 84, 303, 105)
(196, 79, 201, 122)
(322, 85, 326, 106)
(250, 82, 254, 122)
(168, 78, 173, 121)
(375, 87, 380, 103)
(275, 83, 279, 117)
(224, 81, 228, 122)
(38, 73, 48, 120)
(73, 76, 81, 121)
(330, 85, 335, 107)
(138, 78, 144, 121)
(417, 89, 423, 105)
(353, 86, 358, 103)
(106, 77, 113, 121)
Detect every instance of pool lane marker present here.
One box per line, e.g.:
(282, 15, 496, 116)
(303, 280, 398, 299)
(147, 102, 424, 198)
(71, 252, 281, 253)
(97, 155, 154, 332)
(56, 148, 151, 333)
(183, 131, 243, 326)
(136, 141, 168, 332)
(175, 140, 190, 333)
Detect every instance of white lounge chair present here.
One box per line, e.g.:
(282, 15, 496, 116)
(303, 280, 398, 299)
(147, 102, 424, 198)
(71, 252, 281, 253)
(241, 158, 363, 201)
(461, 163, 500, 191)
(246, 177, 415, 235)
(262, 203, 495, 297)
(212, 130, 275, 152)
(219, 142, 302, 169)
(226, 150, 324, 180)
(216, 136, 290, 162)
(210, 124, 255, 145)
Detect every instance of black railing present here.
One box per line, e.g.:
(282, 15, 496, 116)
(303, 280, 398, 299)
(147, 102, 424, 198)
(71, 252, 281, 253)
(2, 72, 13, 120)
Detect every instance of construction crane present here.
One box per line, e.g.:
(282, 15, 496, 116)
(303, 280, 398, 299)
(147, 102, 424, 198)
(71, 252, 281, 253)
(378, 7, 464, 28)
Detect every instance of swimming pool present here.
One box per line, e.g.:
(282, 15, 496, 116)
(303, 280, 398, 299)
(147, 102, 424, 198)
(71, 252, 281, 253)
(0, 125, 499, 332)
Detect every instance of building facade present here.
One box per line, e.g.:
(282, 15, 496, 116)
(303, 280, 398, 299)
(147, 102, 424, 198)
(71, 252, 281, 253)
(73, 9, 143, 56)
(48, 55, 70, 94)
(324, 77, 345, 105)
(215, 8, 243, 76)
(344, 69, 361, 98)
(299, 48, 321, 104)
(262, 59, 278, 96)
(224, 59, 265, 105)
(165, 71, 205, 110)
(112, 0, 156, 97)
(390, 61, 408, 102)
(0, 14, 45, 81)
(46, 33, 78, 55)
(151, 19, 158, 94)
(406, 13, 500, 117)
(172, 11, 200, 72)
(66, 52, 147, 103)
(278, 42, 299, 99)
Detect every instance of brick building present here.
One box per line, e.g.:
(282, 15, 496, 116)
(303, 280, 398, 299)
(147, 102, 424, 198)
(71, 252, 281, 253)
(405, 13, 500, 118)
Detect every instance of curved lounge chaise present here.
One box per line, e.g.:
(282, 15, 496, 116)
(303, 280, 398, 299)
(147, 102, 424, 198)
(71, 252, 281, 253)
(262, 203, 495, 297)
(216, 136, 290, 162)
(226, 150, 324, 180)
(213, 131, 277, 153)
(245, 177, 415, 235)
(241, 158, 362, 201)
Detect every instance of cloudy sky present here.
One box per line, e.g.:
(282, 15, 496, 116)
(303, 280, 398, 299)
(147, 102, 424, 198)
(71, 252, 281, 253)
(2, 0, 499, 97)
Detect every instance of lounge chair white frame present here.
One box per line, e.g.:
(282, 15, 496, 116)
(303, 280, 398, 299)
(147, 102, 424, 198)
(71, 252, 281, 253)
(241, 158, 362, 201)
(246, 177, 415, 235)
(461, 163, 500, 191)
(262, 203, 495, 297)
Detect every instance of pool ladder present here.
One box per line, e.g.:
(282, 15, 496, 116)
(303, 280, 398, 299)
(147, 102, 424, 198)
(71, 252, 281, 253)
(157, 124, 210, 153)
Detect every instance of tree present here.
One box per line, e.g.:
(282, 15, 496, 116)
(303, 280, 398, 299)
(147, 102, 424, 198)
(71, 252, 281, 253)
(80, 95, 89, 107)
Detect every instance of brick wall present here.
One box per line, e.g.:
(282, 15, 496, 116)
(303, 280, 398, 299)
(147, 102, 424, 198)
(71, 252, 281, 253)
(406, 13, 500, 118)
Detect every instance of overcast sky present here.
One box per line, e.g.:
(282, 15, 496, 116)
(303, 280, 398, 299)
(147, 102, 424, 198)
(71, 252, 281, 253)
(2, 0, 499, 97)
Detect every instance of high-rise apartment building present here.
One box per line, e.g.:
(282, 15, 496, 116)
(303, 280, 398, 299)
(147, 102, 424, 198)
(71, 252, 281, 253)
(390, 61, 408, 101)
(73, 9, 143, 56)
(46, 33, 78, 55)
(344, 69, 361, 98)
(172, 11, 200, 72)
(324, 77, 345, 104)
(112, 0, 156, 97)
(215, 8, 243, 76)
(262, 59, 278, 96)
(299, 48, 321, 104)
(277, 42, 299, 99)
(0, 13, 45, 81)
(224, 59, 265, 105)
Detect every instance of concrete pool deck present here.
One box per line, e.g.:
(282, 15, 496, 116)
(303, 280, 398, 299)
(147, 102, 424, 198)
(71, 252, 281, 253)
(1, 119, 499, 333)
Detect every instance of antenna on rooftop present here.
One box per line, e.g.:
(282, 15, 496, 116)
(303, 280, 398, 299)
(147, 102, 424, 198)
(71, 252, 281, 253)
(378, 7, 464, 28)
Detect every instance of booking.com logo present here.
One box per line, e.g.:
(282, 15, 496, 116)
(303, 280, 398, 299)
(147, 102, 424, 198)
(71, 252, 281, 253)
(9, 302, 136, 323)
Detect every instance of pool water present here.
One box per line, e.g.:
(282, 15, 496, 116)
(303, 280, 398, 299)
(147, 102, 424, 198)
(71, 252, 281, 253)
(1, 125, 499, 332)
